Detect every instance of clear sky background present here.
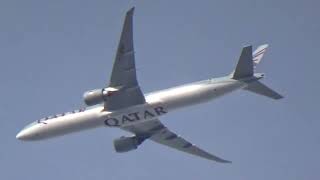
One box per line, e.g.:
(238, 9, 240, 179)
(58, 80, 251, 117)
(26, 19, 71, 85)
(0, 0, 319, 179)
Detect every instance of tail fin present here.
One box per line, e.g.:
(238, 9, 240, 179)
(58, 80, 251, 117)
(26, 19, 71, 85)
(253, 44, 269, 66)
(232, 44, 283, 100)
(232, 45, 254, 79)
(244, 81, 283, 99)
(232, 44, 269, 79)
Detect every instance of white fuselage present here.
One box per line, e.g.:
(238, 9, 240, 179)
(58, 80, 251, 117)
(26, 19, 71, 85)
(16, 76, 248, 141)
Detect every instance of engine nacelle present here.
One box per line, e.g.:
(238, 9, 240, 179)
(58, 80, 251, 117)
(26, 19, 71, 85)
(83, 88, 107, 106)
(83, 87, 119, 106)
(113, 136, 145, 153)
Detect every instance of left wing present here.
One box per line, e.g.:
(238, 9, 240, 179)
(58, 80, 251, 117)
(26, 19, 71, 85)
(105, 7, 145, 110)
(122, 119, 231, 163)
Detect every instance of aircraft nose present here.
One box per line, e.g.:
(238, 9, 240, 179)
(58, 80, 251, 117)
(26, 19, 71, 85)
(16, 130, 28, 140)
(16, 129, 35, 141)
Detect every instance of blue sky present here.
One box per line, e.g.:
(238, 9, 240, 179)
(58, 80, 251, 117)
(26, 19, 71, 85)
(1, 0, 319, 179)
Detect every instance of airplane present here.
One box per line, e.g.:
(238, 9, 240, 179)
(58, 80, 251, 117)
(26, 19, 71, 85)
(16, 7, 283, 163)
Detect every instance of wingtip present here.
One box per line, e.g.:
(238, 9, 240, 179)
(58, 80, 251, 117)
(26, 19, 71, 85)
(242, 44, 252, 48)
(127, 7, 135, 15)
(222, 160, 232, 163)
(275, 95, 284, 100)
(216, 159, 232, 163)
(211, 156, 232, 163)
(243, 45, 253, 49)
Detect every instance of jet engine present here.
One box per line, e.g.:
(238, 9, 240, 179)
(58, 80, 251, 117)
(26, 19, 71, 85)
(83, 88, 108, 106)
(113, 136, 146, 153)
(83, 87, 119, 106)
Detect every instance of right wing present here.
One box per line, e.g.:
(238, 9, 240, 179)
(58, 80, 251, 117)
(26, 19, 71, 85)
(122, 119, 231, 163)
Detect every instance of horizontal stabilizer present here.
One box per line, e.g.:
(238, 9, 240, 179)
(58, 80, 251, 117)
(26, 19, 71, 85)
(244, 81, 283, 100)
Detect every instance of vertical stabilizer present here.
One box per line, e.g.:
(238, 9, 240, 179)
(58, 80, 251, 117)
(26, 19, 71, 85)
(233, 46, 254, 79)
